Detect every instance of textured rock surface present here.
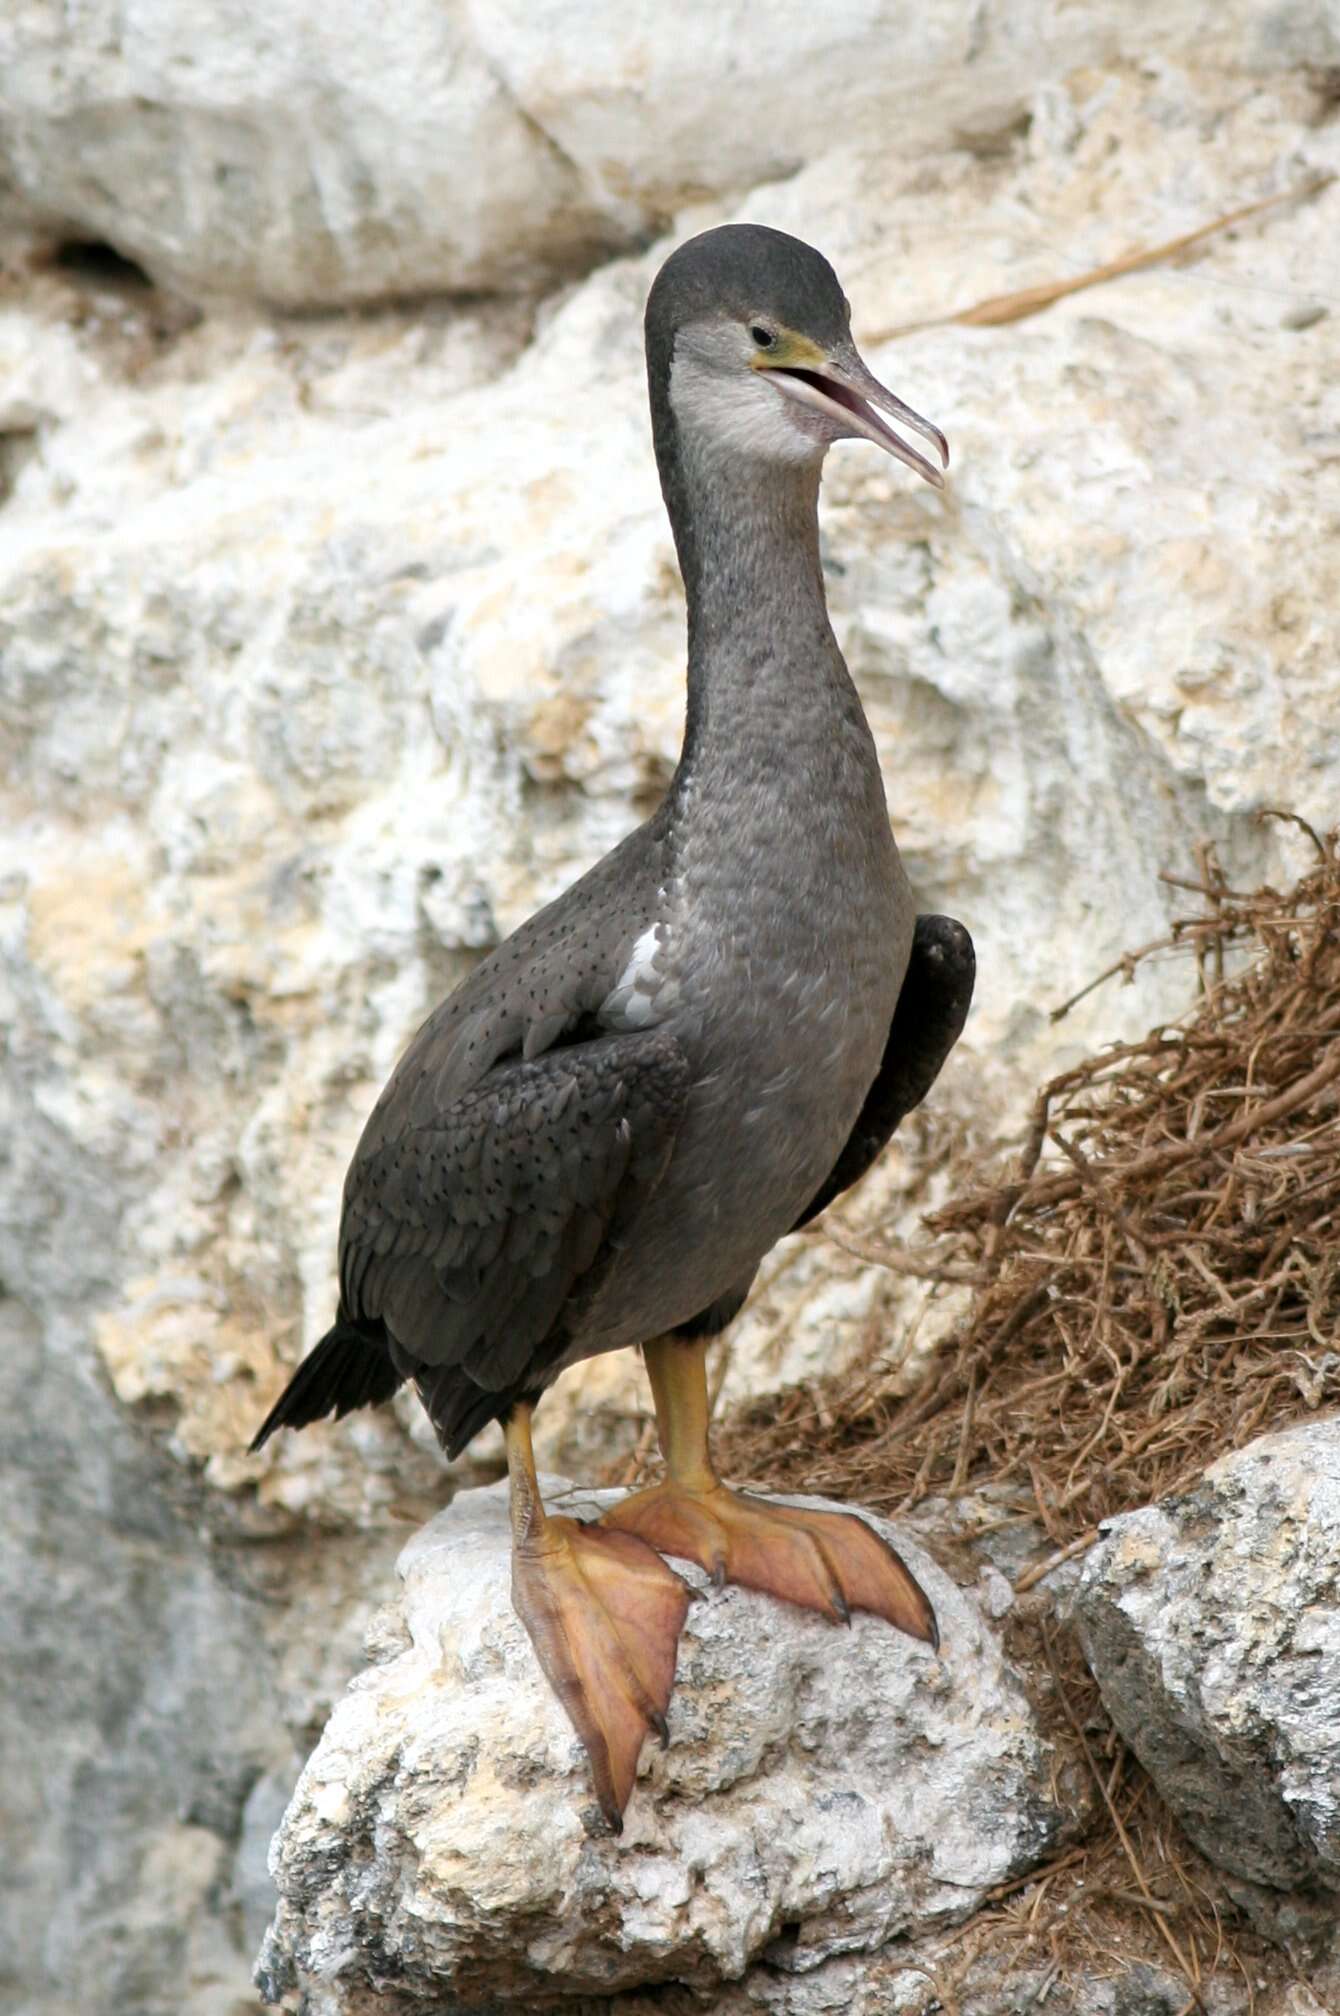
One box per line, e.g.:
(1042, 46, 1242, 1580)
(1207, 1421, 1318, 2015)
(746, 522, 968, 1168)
(2, 58, 1338, 1535)
(0, 1, 616, 305)
(257, 1929, 1273, 2015)
(258, 1479, 1074, 2010)
(3, 2, 1337, 306)
(0, 1298, 292, 2016)
(1075, 1420, 1340, 1894)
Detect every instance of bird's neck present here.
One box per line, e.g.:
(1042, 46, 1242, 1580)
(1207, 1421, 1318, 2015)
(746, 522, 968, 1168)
(656, 409, 826, 653)
(649, 395, 900, 983)
(656, 418, 854, 781)
(670, 433, 827, 652)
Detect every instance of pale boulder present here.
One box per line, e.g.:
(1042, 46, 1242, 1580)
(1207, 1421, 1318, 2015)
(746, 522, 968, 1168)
(1076, 1421, 1340, 1894)
(0, 0, 615, 304)
(257, 1479, 1077, 2009)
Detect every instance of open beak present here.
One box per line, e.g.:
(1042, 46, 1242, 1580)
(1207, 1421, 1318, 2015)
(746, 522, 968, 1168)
(759, 346, 948, 489)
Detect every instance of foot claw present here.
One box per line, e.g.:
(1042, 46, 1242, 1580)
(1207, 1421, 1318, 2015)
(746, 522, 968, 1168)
(651, 1709, 670, 1749)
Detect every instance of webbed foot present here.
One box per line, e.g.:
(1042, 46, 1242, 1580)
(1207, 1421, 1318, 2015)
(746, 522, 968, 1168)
(602, 1480, 937, 1647)
(512, 1514, 691, 1829)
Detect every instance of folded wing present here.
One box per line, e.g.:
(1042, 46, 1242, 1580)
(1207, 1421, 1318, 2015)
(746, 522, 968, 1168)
(339, 1028, 691, 1454)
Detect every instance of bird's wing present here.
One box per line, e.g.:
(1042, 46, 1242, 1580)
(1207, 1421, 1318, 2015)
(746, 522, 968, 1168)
(791, 913, 975, 1230)
(338, 1027, 690, 1448)
(348, 809, 673, 1132)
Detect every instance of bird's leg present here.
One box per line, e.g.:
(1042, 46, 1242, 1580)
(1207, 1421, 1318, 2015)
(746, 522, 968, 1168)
(601, 1337, 939, 1647)
(504, 1401, 690, 1830)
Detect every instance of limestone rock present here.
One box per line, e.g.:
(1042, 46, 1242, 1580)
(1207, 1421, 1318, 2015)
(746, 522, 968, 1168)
(0, 1298, 294, 2016)
(2, 2, 1337, 307)
(257, 1479, 1074, 2009)
(0, 0, 618, 306)
(1074, 1419, 1340, 1894)
(2, 59, 1338, 1529)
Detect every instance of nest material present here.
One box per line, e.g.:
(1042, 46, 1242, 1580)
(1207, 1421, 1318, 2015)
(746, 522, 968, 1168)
(715, 823, 1340, 1567)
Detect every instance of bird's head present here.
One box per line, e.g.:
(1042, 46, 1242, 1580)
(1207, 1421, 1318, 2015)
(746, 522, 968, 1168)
(645, 223, 947, 487)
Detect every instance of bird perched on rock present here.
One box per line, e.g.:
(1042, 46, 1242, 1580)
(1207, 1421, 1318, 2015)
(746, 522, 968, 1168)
(251, 224, 975, 1829)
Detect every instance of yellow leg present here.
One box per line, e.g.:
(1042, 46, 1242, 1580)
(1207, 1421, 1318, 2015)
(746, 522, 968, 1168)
(602, 1338, 939, 1647)
(505, 1403, 690, 1830)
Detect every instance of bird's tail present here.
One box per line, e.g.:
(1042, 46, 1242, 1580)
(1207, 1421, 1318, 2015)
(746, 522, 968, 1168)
(248, 1317, 404, 1453)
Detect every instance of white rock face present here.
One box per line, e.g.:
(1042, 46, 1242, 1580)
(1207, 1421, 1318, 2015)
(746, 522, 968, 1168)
(1075, 1421, 1340, 1893)
(1, 58, 1337, 1527)
(257, 1479, 1074, 2009)
(0, 1, 619, 304)
(2, 3, 1337, 305)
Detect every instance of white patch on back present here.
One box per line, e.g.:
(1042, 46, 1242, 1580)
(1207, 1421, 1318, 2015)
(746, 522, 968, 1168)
(618, 923, 663, 995)
(601, 921, 669, 1030)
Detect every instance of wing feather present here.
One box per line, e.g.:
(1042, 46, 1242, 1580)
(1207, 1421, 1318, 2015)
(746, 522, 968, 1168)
(338, 1029, 689, 1410)
(792, 913, 974, 1231)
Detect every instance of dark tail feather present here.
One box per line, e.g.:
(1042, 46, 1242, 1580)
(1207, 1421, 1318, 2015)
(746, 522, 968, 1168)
(249, 1318, 404, 1453)
(417, 1361, 516, 1463)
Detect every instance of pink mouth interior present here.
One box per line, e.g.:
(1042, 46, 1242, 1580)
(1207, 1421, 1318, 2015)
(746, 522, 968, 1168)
(776, 367, 863, 415)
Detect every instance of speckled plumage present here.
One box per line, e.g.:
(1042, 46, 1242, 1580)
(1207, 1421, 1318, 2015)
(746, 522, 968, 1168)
(252, 225, 973, 1467)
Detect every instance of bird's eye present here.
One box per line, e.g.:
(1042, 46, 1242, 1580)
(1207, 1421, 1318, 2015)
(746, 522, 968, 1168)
(749, 324, 776, 349)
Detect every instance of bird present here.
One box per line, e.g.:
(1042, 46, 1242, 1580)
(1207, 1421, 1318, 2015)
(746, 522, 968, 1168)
(250, 223, 975, 1831)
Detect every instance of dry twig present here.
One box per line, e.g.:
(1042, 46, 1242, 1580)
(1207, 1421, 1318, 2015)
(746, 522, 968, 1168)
(869, 174, 1335, 338)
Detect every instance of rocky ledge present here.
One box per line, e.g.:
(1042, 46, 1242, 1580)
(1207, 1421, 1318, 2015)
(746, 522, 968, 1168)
(257, 1481, 1074, 2011)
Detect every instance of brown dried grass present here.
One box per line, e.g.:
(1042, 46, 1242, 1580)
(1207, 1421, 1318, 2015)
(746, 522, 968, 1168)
(707, 816, 1340, 2008)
